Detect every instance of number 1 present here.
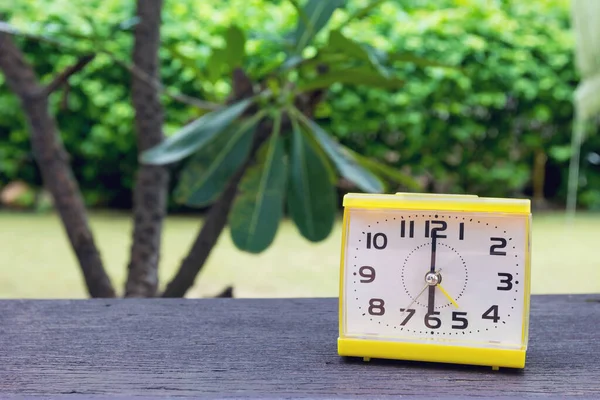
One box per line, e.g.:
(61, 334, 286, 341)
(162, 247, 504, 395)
(400, 220, 414, 238)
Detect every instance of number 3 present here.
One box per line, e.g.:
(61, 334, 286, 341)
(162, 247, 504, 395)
(497, 273, 513, 291)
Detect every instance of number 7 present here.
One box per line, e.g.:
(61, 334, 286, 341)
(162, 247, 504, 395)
(399, 308, 416, 326)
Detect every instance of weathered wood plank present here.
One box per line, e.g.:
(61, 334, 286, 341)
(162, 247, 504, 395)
(0, 295, 598, 399)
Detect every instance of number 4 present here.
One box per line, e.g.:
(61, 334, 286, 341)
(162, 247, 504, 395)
(482, 305, 500, 323)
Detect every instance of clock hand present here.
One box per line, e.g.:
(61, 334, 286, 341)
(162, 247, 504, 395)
(401, 268, 443, 315)
(401, 283, 429, 313)
(430, 235, 437, 273)
(427, 235, 438, 314)
(437, 283, 459, 308)
(427, 286, 435, 314)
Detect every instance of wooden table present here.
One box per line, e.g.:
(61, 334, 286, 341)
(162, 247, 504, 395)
(0, 295, 598, 399)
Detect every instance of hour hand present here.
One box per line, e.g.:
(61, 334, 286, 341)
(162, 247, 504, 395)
(427, 286, 435, 314)
(437, 283, 459, 308)
(425, 269, 440, 314)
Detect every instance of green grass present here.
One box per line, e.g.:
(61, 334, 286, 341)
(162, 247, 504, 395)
(0, 210, 597, 298)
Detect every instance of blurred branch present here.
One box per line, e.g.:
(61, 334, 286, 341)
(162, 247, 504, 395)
(43, 54, 95, 96)
(110, 56, 220, 111)
(0, 23, 220, 111)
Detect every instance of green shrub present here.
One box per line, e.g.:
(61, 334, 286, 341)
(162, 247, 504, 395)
(1, 0, 598, 209)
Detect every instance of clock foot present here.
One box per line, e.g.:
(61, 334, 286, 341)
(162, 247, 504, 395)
(492, 366, 499, 371)
(363, 357, 371, 362)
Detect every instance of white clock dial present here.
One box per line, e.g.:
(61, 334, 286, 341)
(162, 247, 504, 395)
(342, 208, 529, 350)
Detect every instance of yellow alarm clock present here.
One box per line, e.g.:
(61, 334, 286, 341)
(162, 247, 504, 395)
(337, 192, 531, 370)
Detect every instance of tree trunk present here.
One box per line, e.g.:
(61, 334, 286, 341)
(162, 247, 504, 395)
(125, 0, 169, 297)
(532, 149, 548, 209)
(0, 33, 115, 298)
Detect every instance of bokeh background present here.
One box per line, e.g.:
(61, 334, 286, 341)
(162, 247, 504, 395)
(0, 0, 598, 298)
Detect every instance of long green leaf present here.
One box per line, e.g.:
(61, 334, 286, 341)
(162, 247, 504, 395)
(328, 30, 368, 59)
(225, 25, 245, 68)
(294, 110, 383, 193)
(287, 117, 336, 242)
(297, 67, 403, 92)
(174, 112, 264, 207)
(206, 48, 228, 83)
(140, 98, 253, 165)
(292, 0, 346, 54)
(229, 115, 287, 253)
(347, 148, 422, 191)
(287, 0, 311, 31)
(327, 30, 389, 77)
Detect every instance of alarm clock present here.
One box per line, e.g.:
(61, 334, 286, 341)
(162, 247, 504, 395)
(337, 192, 531, 370)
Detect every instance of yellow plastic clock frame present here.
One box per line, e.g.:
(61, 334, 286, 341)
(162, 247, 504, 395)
(337, 192, 532, 370)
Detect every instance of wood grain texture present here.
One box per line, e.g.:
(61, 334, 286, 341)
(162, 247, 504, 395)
(0, 295, 598, 399)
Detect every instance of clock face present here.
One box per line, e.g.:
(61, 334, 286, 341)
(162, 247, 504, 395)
(341, 208, 530, 350)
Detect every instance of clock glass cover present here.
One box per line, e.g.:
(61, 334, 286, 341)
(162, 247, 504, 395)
(340, 199, 530, 351)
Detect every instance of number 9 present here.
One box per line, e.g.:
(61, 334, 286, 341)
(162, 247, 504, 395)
(359, 266, 375, 283)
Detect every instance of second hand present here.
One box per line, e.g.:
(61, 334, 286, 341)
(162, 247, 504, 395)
(401, 268, 443, 313)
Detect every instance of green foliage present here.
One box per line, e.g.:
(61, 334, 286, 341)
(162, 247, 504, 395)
(141, 98, 254, 165)
(140, 0, 417, 252)
(293, 110, 384, 193)
(289, 0, 346, 57)
(287, 119, 336, 242)
(319, 0, 595, 206)
(173, 115, 262, 207)
(229, 117, 287, 253)
(1, 0, 598, 214)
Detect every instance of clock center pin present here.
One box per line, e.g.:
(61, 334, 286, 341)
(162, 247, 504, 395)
(425, 271, 441, 286)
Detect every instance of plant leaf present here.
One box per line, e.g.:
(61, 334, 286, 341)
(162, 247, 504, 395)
(140, 98, 253, 165)
(294, 110, 383, 193)
(287, 117, 336, 242)
(174, 112, 264, 207)
(292, 0, 346, 54)
(206, 47, 228, 83)
(347, 148, 422, 191)
(287, 0, 311, 31)
(328, 29, 368, 59)
(229, 115, 287, 253)
(327, 30, 389, 77)
(224, 25, 245, 68)
(297, 67, 403, 92)
(338, 0, 388, 28)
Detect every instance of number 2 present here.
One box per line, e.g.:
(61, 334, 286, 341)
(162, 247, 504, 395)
(490, 237, 507, 256)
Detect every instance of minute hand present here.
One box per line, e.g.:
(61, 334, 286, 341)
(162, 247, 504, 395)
(427, 235, 437, 314)
(430, 234, 437, 273)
